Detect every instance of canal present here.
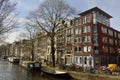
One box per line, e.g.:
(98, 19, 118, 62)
(0, 60, 56, 80)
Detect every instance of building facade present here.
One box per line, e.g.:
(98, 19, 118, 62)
(73, 7, 120, 68)
(56, 7, 120, 68)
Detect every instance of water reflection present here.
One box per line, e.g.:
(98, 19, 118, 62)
(0, 60, 56, 80)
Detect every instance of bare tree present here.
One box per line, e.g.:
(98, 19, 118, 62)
(0, 44, 7, 56)
(0, 0, 18, 42)
(24, 20, 40, 61)
(27, 0, 75, 66)
(16, 33, 27, 42)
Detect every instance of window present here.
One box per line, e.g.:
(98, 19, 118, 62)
(86, 16, 90, 23)
(93, 11, 97, 24)
(93, 35, 98, 44)
(74, 38, 77, 43)
(75, 28, 82, 34)
(82, 18, 86, 24)
(101, 26, 107, 34)
(94, 46, 99, 50)
(75, 46, 82, 52)
(66, 37, 71, 42)
(93, 24, 97, 32)
(102, 37, 108, 43)
(71, 29, 73, 34)
(89, 57, 92, 65)
(109, 47, 115, 53)
(74, 37, 82, 43)
(83, 36, 87, 42)
(93, 11, 96, 19)
(114, 32, 117, 38)
(78, 37, 82, 43)
(79, 57, 82, 64)
(88, 46, 91, 52)
(118, 33, 120, 39)
(83, 26, 90, 33)
(75, 57, 78, 63)
(70, 20, 73, 26)
(83, 46, 87, 52)
(75, 47, 77, 52)
(66, 57, 72, 65)
(119, 40, 120, 46)
(83, 26, 87, 33)
(78, 19, 81, 25)
(75, 20, 78, 26)
(78, 47, 82, 51)
(84, 57, 87, 64)
(115, 40, 117, 45)
(103, 46, 108, 53)
(83, 46, 91, 52)
(66, 29, 71, 35)
(87, 26, 91, 32)
(75, 28, 78, 34)
(83, 36, 91, 42)
(109, 38, 114, 45)
(108, 29, 113, 36)
(79, 28, 82, 34)
(87, 36, 91, 42)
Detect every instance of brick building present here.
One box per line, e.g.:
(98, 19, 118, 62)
(57, 7, 120, 68)
(74, 7, 120, 68)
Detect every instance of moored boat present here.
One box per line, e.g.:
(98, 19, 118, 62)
(41, 67, 73, 79)
(27, 62, 41, 71)
(20, 61, 41, 71)
(8, 57, 19, 63)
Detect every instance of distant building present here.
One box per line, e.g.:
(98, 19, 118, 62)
(20, 39, 31, 60)
(12, 42, 21, 58)
(34, 31, 58, 63)
(34, 31, 48, 61)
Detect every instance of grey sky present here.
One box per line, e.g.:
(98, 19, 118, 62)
(6, 0, 120, 43)
(16, 0, 120, 30)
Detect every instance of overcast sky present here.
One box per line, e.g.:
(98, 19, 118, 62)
(6, 0, 120, 43)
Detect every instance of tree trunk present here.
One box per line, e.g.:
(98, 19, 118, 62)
(51, 39, 55, 67)
(31, 43, 34, 61)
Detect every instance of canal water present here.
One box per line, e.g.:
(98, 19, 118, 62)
(0, 60, 57, 80)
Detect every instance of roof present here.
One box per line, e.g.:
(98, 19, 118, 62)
(78, 7, 112, 18)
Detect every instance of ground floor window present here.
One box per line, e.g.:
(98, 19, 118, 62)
(79, 57, 82, 64)
(89, 57, 92, 65)
(75, 56, 94, 67)
(75, 57, 78, 64)
(66, 57, 72, 65)
(84, 57, 87, 64)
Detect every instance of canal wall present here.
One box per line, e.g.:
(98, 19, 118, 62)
(48, 66, 120, 80)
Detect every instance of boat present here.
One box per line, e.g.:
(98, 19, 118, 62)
(41, 67, 73, 79)
(8, 57, 20, 63)
(1, 55, 8, 60)
(20, 61, 41, 71)
(27, 62, 41, 71)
